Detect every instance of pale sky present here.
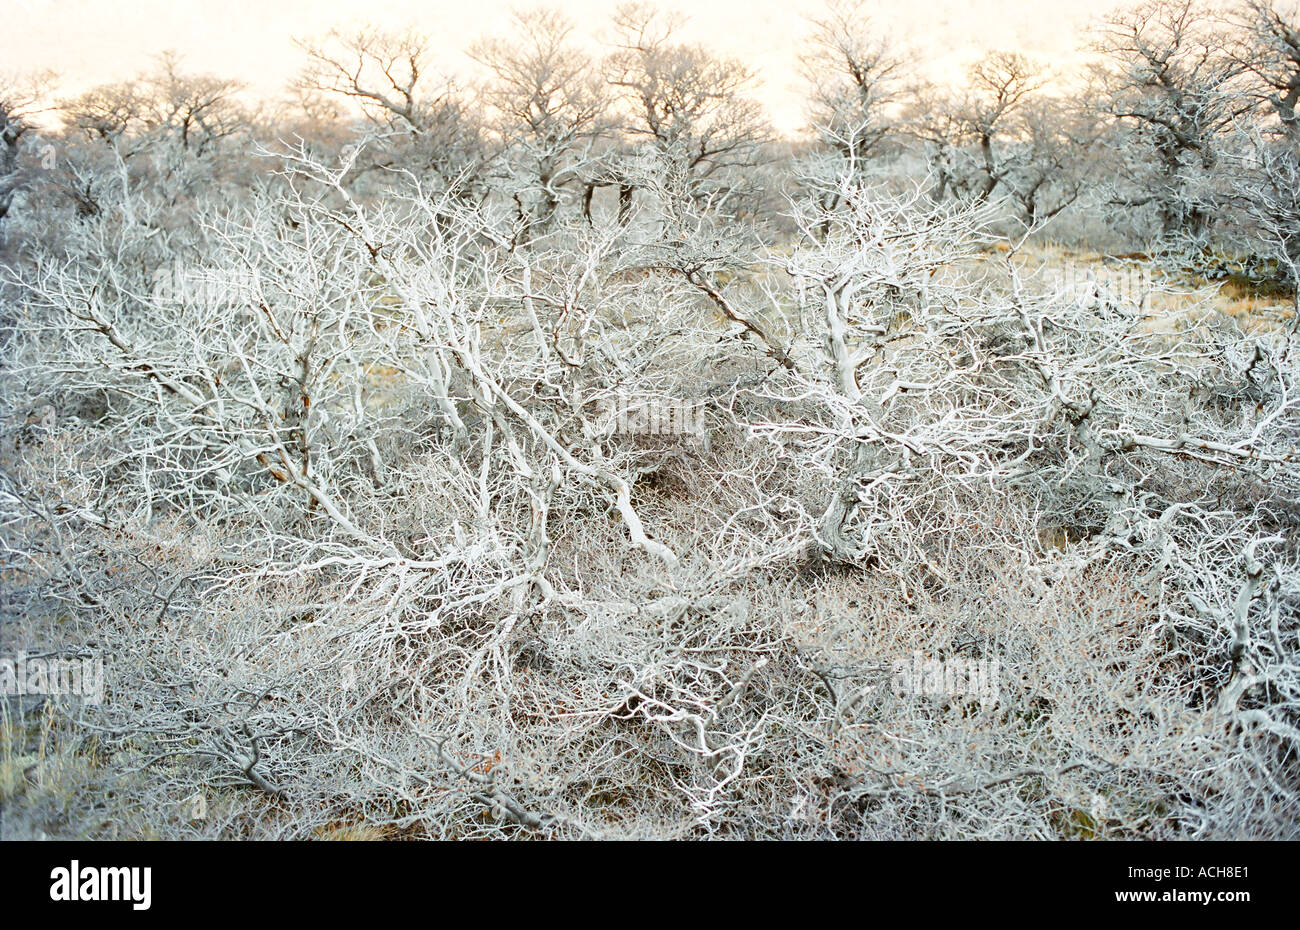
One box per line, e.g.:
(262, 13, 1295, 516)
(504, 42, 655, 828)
(4, 0, 1121, 133)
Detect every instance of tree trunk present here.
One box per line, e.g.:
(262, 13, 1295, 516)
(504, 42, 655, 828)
(618, 184, 634, 225)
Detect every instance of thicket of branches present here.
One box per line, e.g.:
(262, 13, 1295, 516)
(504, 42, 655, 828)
(0, 0, 1297, 839)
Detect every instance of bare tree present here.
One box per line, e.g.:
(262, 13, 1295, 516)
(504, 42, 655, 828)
(800, 0, 906, 166)
(146, 52, 248, 157)
(960, 52, 1046, 202)
(1000, 95, 1103, 226)
(296, 27, 488, 197)
(1232, 0, 1300, 141)
(0, 73, 54, 225)
(1092, 0, 1251, 243)
(603, 3, 772, 213)
(63, 54, 247, 159)
(1219, 2, 1300, 294)
(901, 82, 967, 202)
(1223, 127, 1300, 313)
(62, 81, 145, 146)
(470, 7, 608, 237)
(904, 52, 1045, 206)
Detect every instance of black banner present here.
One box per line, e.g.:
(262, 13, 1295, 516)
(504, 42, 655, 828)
(0, 840, 1277, 918)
